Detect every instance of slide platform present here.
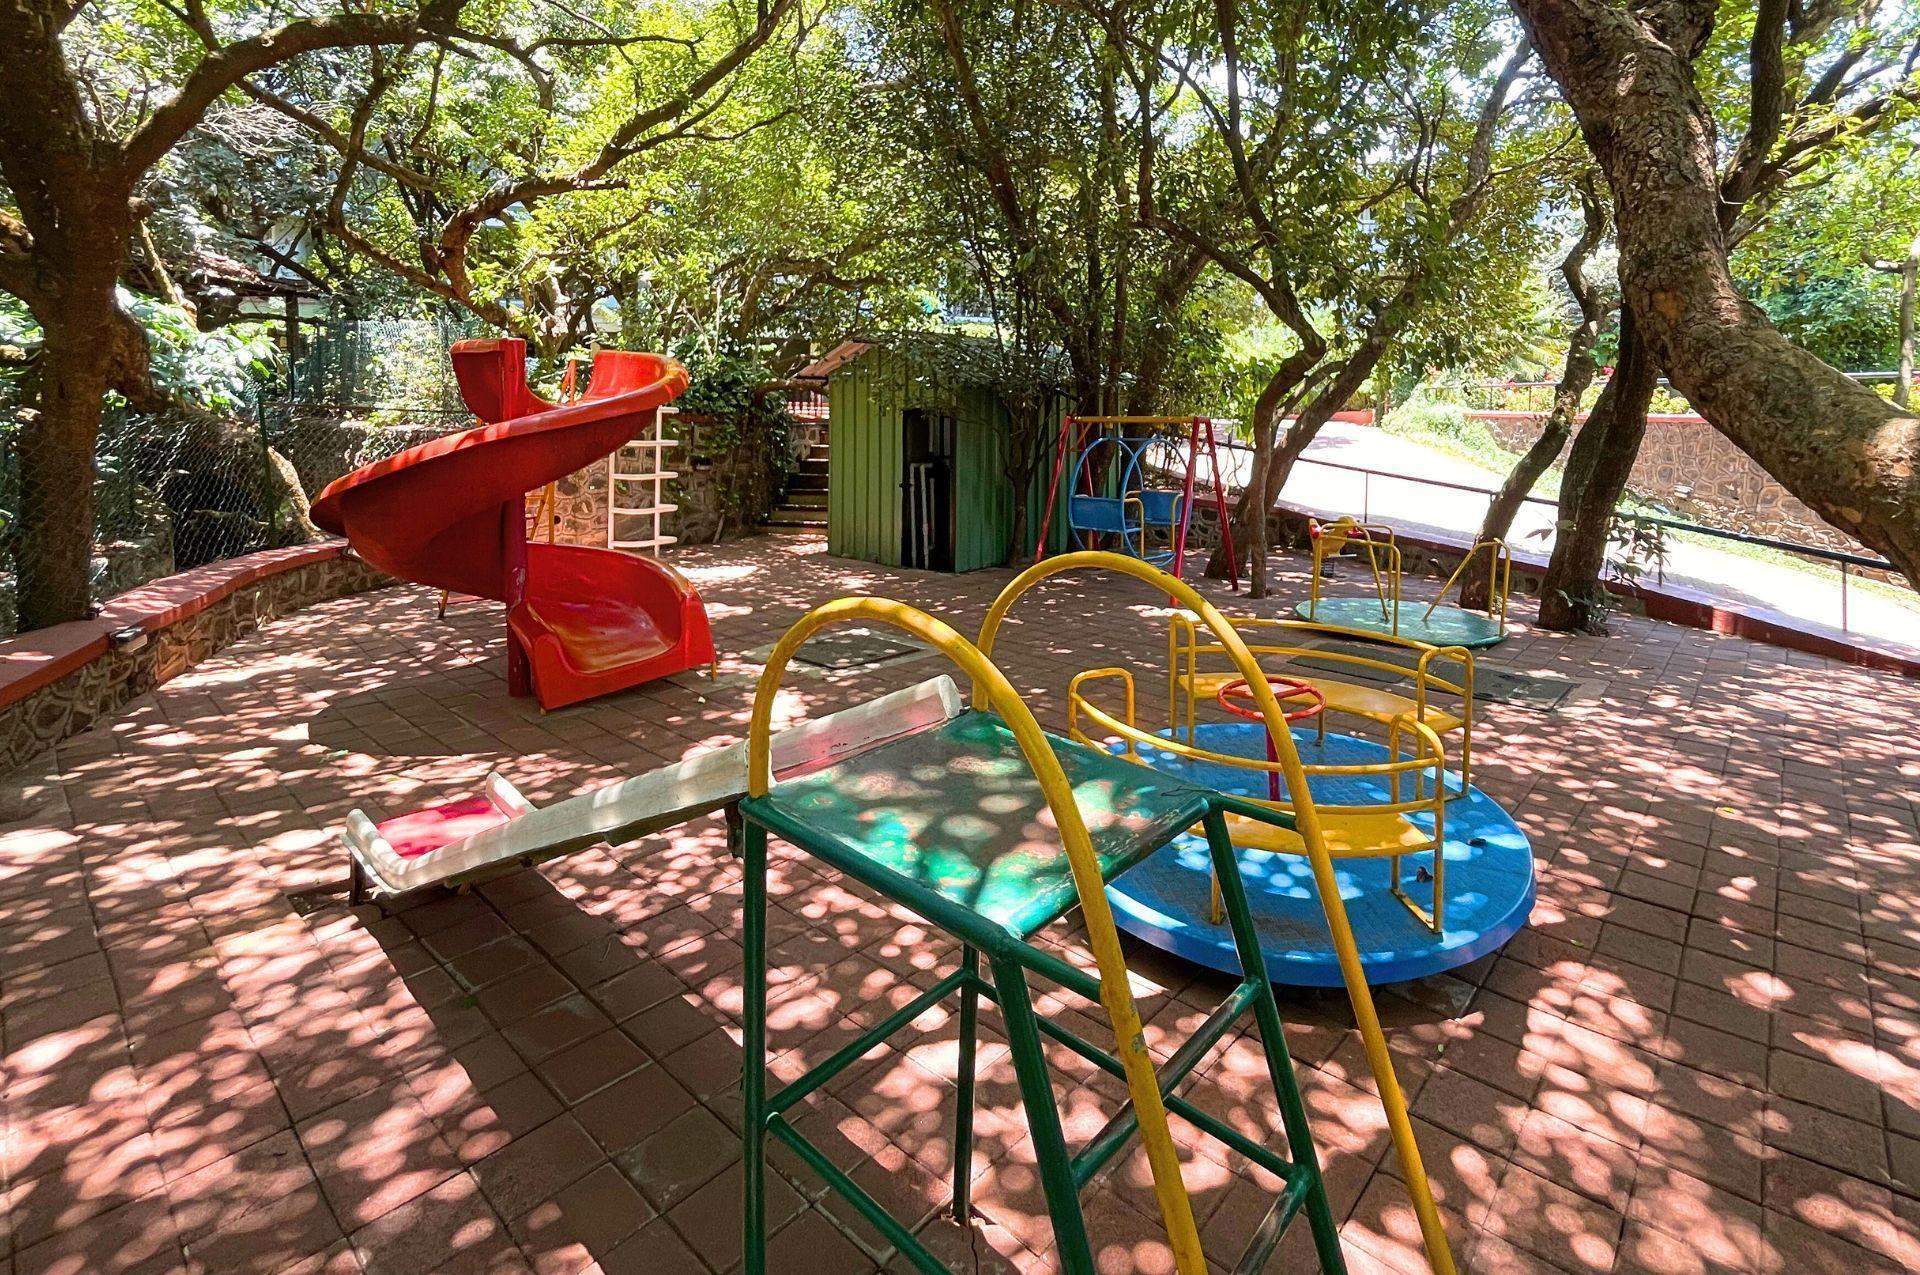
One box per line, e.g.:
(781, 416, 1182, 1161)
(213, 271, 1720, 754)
(311, 338, 713, 709)
(343, 676, 965, 898)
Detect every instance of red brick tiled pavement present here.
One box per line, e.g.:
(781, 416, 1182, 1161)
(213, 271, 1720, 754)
(3, 532, 1918, 1274)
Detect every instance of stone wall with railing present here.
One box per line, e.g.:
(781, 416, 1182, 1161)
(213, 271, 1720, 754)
(1468, 409, 1868, 557)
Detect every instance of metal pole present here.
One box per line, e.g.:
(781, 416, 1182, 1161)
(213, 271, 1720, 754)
(1362, 472, 1371, 523)
(1840, 562, 1849, 632)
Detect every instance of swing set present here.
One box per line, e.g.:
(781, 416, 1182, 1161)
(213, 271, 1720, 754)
(1034, 415, 1240, 587)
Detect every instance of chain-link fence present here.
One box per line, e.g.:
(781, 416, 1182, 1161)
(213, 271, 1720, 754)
(0, 313, 484, 635)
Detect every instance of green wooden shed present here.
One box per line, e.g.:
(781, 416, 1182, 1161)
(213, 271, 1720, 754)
(801, 338, 1069, 572)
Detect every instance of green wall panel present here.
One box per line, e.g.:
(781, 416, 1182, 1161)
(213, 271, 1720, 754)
(826, 346, 1073, 572)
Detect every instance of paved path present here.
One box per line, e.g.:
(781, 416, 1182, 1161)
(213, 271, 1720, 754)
(1215, 424, 1920, 656)
(3, 533, 1919, 1273)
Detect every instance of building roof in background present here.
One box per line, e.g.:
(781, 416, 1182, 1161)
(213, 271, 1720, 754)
(186, 248, 322, 300)
(793, 332, 1067, 394)
(794, 341, 872, 382)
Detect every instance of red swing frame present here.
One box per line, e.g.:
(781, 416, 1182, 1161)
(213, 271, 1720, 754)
(1032, 414, 1240, 589)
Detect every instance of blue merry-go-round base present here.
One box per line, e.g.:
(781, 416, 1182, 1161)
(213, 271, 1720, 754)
(1293, 596, 1509, 648)
(1105, 723, 1534, 987)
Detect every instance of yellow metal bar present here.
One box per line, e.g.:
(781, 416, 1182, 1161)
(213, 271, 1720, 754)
(977, 550, 1458, 1275)
(745, 596, 1209, 1275)
(1416, 644, 1475, 790)
(1425, 538, 1512, 630)
(1176, 612, 1477, 798)
(1072, 693, 1443, 791)
(1067, 668, 1140, 763)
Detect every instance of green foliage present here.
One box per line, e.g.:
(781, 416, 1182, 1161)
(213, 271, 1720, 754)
(1, 292, 279, 415)
(1383, 384, 1476, 445)
(1734, 120, 1919, 372)
(1750, 265, 1902, 369)
(1379, 382, 1522, 464)
(672, 338, 798, 476)
(126, 291, 281, 412)
(1209, 320, 1305, 440)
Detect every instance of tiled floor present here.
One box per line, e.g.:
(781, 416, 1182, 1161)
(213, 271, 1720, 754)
(3, 531, 1918, 1274)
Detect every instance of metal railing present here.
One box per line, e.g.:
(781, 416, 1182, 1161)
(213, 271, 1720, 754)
(1465, 370, 1902, 416)
(1220, 443, 1903, 635)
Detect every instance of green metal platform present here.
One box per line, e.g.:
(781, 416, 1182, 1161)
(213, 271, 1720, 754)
(735, 709, 1348, 1274)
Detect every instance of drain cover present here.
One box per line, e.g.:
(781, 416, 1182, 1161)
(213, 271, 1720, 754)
(284, 884, 354, 916)
(792, 629, 922, 671)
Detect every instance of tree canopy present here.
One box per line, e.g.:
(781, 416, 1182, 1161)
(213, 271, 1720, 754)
(2, 0, 1917, 626)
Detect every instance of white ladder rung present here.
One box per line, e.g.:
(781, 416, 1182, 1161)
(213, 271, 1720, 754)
(608, 408, 677, 555)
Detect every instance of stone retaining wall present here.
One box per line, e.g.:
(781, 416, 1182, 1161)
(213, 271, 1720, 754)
(0, 551, 388, 772)
(539, 458, 612, 548)
(528, 418, 795, 550)
(1469, 410, 1864, 556)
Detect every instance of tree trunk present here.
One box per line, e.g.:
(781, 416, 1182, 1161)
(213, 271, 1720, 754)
(1265, 340, 1387, 496)
(1203, 350, 1320, 594)
(1536, 315, 1659, 632)
(1510, 0, 1920, 590)
(1898, 238, 1917, 409)
(15, 309, 113, 627)
(1462, 402, 1577, 610)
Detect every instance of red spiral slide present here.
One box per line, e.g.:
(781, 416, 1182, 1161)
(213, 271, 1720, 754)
(311, 338, 716, 710)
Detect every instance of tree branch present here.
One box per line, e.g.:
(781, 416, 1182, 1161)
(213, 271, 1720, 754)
(237, 83, 437, 191)
(118, 0, 464, 181)
(1720, 0, 1791, 230)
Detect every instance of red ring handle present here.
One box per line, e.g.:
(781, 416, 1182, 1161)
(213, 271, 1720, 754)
(1215, 675, 1324, 724)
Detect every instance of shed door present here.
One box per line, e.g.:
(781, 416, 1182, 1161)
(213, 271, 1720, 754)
(901, 408, 955, 571)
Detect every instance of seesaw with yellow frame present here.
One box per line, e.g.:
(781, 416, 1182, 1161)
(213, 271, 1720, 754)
(734, 551, 1459, 1275)
(1301, 515, 1514, 649)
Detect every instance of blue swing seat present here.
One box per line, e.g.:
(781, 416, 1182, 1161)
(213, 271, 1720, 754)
(1069, 494, 1136, 535)
(1137, 488, 1183, 524)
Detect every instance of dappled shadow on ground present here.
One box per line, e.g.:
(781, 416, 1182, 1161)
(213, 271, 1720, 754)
(1, 532, 1918, 1272)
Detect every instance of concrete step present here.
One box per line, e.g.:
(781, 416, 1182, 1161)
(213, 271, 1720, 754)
(790, 471, 827, 490)
(767, 509, 828, 528)
(786, 491, 827, 508)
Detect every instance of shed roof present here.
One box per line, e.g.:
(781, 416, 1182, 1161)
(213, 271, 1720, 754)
(794, 332, 1065, 392)
(794, 341, 872, 382)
